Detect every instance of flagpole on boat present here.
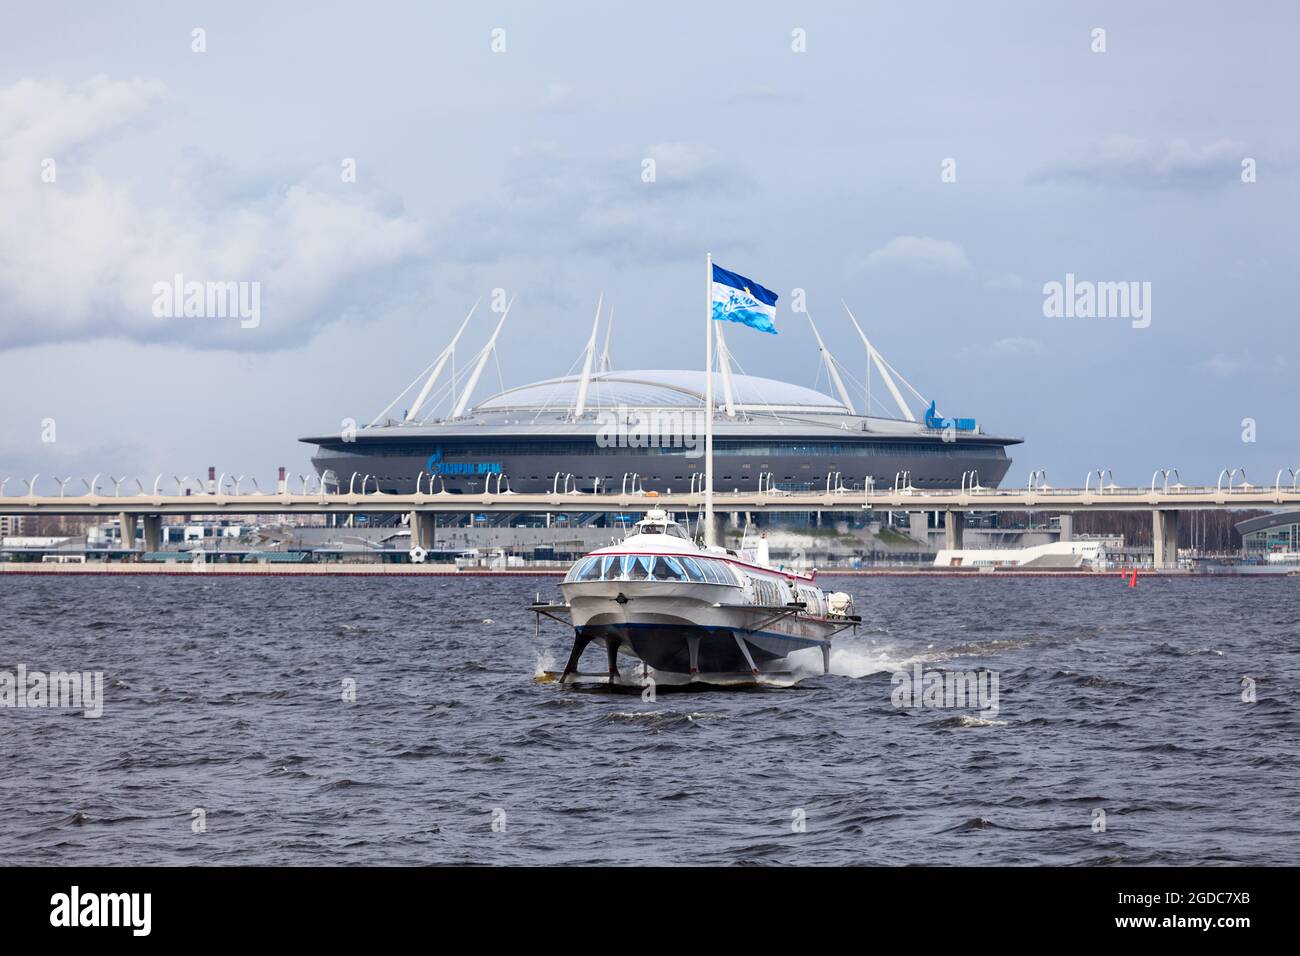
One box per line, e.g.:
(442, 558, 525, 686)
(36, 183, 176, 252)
(704, 251, 715, 547)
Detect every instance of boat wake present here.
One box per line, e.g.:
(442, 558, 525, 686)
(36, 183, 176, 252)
(785, 640, 916, 680)
(535, 630, 1029, 690)
(533, 650, 556, 680)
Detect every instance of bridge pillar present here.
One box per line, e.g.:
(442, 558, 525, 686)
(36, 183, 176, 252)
(1057, 514, 1073, 542)
(907, 511, 929, 545)
(118, 513, 138, 552)
(1152, 510, 1180, 569)
(409, 511, 436, 550)
(944, 511, 965, 550)
(142, 514, 162, 552)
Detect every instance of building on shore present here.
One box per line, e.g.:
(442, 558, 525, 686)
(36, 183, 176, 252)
(1235, 511, 1300, 560)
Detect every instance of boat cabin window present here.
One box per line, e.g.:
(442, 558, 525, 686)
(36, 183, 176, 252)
(621, 555, 652, 580)
(566, 553, 737, 585)
(651, 556, 686, 581)
(635, 520, 688, 539)
(696, 558, 737, 586)
(564, 557, 596, 583)
(797, 586, 824, 616)
(749, 576, 783, 606)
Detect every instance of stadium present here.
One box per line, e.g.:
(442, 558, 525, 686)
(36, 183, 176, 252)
(300, 303, 1021, 502)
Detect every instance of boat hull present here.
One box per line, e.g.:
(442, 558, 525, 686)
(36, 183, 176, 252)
(576, 620, 825, 675)
(559, 581, 837, 679)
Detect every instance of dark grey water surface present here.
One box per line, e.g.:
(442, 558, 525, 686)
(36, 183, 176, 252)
(2, 574, 1297, 865)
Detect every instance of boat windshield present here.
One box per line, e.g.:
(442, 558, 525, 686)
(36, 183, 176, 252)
(634, 522, 689, 539)
(564, 554, 737, 585)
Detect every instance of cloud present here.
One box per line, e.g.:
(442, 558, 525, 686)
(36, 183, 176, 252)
(1202, 351, 1245, 377)
(432, 141, 748, 267)
(857, 236, 974, 277)
(0, 76, 425, 352)
(0, 75, 167, 161)
(723, 87, 804, 107)
(984, 272, 1027, 291)
(536, 82, 573, 110)
(0, 434, 151, 490)
(1033, 136, 1247, 190)
(988, 337, 1045, 357)
(961, 336, 1046, 360)
(641, 142, 731, 190)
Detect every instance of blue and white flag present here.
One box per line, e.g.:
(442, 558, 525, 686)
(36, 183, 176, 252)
(711, 263, 778, 334)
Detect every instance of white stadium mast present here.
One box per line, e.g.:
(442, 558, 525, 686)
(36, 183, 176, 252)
(805, 314, 856, 414)
(451, 297, 514, 419)
(597, 307, 614, 373)
(842, 302, 918, 422)
(404, 301, 478, 422)
(572, 293, 604, 419)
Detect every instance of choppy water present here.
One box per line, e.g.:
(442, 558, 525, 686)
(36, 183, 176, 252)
(2, 575, 1297, 865)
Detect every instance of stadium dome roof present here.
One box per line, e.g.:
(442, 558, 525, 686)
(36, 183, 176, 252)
(475, 369, 848, 413)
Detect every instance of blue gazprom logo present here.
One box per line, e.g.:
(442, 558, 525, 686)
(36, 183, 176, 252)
(426, 446, 501, 476)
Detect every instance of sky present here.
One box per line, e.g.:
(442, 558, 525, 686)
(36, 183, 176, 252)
(1, 0, 1297, 492)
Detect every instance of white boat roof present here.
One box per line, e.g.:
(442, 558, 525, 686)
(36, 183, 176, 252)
(577, 510, 814, 580)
